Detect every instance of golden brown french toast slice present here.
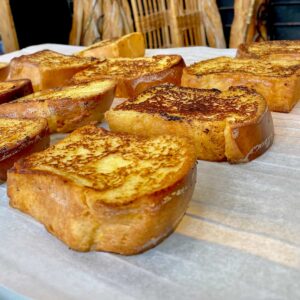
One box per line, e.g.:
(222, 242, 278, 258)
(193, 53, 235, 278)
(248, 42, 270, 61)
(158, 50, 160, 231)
(8, 125, 196, 255)
(0, 80, 116, 133)
(0, 118, 49, 181)
(237, 40, 300, 60)
(76, 32, 145, 59)
(0, 62, 9, 81)
(8, 50, 97, 91)
(106, 84, 274, 163)
(181, 56, 300, 112)
(71, 55, 185, 98)
(0, 79, 33, 104)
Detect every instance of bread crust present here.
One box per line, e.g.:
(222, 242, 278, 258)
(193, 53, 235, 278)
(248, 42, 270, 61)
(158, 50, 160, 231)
(8, 50, 97, 91)
(0, 79, 33, 104)
(106, 85, 274, 163)
(71, 55, 185, 98)
(76, 32, 145, 59)
(0, 81, 116, 133)
(0, 63, 9, 81)
(7, 134, 196, 254)
(0, 119, 49, 181)
(181, 66, 300, 113)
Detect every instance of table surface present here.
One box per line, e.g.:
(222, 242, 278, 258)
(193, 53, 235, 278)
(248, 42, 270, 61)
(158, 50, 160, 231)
(0, 44, 300, 300)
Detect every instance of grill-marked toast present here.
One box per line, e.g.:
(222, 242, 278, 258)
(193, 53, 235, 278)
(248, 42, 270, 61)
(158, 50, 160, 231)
(0, 80, 116, 133)
(0, 62, 9, 81)
(106, 84, 274, 163)
(7, 125, 196, 255)
(71, 55, 185, 98)
(8, 50, 97, 91)
(0, 79, 33, 104)
(0, 118, 49, 181)
(237, 40, 300, 60)
(181, 56, 300, 112)
(76, 32, 145, 59)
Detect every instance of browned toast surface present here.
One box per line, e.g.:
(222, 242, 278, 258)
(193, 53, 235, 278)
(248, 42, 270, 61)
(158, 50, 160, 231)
(0, 118, 49, 180)
(72, 55, 183, 80)
(114, 84, 261, 122)
(106, 84, 274, 163)
(185, 56, 300, 77)
(71, 55, 185, 97)
(0, 62, 9, 81)
(16, 125, 196, 203)
(237, 40, 300, 58)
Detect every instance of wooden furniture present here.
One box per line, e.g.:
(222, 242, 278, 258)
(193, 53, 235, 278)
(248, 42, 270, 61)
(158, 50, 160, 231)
(0, 0, 19, 53)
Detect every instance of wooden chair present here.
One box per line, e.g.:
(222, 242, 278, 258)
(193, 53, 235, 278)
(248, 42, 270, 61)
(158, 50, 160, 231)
(130, 0, 225, 48)
(0, 0, 19, 53)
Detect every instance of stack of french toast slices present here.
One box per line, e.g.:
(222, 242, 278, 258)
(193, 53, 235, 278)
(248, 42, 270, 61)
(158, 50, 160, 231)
(1, 32, 299, 254)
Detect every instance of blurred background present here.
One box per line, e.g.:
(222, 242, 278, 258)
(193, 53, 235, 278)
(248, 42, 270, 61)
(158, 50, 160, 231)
(0, 0, 299, 54)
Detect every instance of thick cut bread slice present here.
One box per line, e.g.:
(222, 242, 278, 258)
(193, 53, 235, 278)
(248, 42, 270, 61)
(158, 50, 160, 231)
(106, 84, 274, 163)
(0, 62, 9, 81)
(237, 40, 300, 60)
(76, 32, 145, 59)
(181, 56, 300, 112)
(0, 80, 116, 133)
(0, 79, 33, 104)
(7, 125, 197, 255)
(8, 50, 97, 91)
(71, 55, 185, 98)
(0, 118, 49, 181)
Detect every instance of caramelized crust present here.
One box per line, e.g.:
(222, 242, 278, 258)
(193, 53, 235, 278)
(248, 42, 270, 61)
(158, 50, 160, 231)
(182, 56, 300, 112)
(76, 32, 145, 59)
(0, 80, 116, 133)
(0, 62, 9, 81)
(8, 126, 196, 254)
(106, 84, 274, 162)
(8, 50, 97, 91)
(71, 55, 185, 97)
(0, 118, 49, 181)
(0, 79, 33, 104)
(237, 40, 300, 59)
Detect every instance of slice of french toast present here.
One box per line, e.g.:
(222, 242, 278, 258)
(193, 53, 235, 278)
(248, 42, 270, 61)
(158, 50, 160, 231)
(8, 50, 97, 91)
(0, 118, 49, 181)
(0, 62, 9, 81)
(0, 80, 116, 133)
(237, 40, 300, 60)
(7, 125, 197, 255)
(106, 84, 274, 163)
(181, 56, 300, 112)
(71, 55, 185, 98)
(76, 32, 145, 59)
(0, 79, 33, 104)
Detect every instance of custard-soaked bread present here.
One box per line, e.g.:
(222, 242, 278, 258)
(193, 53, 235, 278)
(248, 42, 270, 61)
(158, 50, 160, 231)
(8, 125, 197, 255)
(0, 79, 33, 104)
(106, 84, 274, 163)
(0, 80, 116, 133)
(71, 55, 185, 98)
(181, 56, 300, 112)
(0, 118, 49, 181)
(76, 32, 145, 59)
(237, 40, 300, 60)
(8, 50, 97, 91)
(0, 62, 9, 81)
